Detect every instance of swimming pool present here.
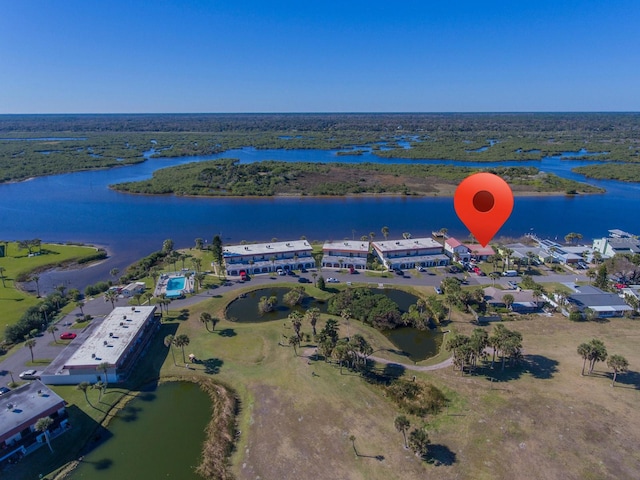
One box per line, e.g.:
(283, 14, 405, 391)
(166, 276, 186, 298)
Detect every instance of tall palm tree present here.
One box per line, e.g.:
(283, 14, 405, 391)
(35, 417, 55, 452)
(76, 381, 92, 405)
(75, 300, 85, 315)
(31, 274, 41, 297)
(164, 334, 176, 365)
(93, 381, 106, 401)
(200, 312, 212, 332)
(25, 338, 36, 362)
(97, 362, 110, 387)
(381, 226, 390, 240)
(173, 334, 190, 363)
(607, 354, 629, 387)
(289, 311, 303, 339)
(211, 316, 220, 332)
(191, 257, 202, 273)
(288, 334, 300, 356)
(305, 307, 320, 336)
(394, 415, 410, 449)
(109, 268, 120, 282)
(577, 343, 591, 376)
(104, 289, 117, 309)
(47, 324, 58, 344)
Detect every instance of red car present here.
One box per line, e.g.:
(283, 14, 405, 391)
(60, 332, 77, 340)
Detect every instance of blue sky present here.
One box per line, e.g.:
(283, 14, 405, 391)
(1, 1, 639, 113)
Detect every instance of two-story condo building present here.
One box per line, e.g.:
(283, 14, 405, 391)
(0, 381, 68, 465)
(444, 237, 471, 262)
(321, 241, 369, 270)
(223, 240, 316, 276)
(40, 306, 159, 385)
(372, 237, 449, 270)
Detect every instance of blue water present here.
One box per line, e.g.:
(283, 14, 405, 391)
(1, 146, 639, 292)
(167, 276, 186, 290)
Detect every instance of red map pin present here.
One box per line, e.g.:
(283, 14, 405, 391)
(454, 172, 514, 247)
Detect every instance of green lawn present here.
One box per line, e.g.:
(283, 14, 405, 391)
(0, 242, 100, 333)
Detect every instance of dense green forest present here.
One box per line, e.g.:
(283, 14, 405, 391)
(1, 113, 639, 183)
(110, 159, 603, 197)
(572, 163, 640, 182)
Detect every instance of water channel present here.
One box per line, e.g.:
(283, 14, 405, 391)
(1, 142, 639, 292)
(69, 382, 210, 479)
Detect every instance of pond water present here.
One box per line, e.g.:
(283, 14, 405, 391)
(225, 287, 329, 322)
(225, 286, 443, 361)
(69, 382, 210, 479)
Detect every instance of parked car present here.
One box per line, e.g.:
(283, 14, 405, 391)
(416, 266, 425, 272)
(349, 266, 356, 274)
(276, 269, 286, 276)
(19, 369, 39, 380)
(287, 270, 297, 276)
(0, 386, 10, 396)
(239, 270, 248, 281)
(394, 269, 404, 276)
(297, 277, 311, 283)
(434, 287, 443, 295)
(449, 266, 461, 273)
(60, 332, 77, 340)
(327, 277, 340, 283)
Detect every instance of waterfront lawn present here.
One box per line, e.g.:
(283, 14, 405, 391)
(0, 242, 101, 332)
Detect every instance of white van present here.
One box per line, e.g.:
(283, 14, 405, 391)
(503, 270, 518, 277)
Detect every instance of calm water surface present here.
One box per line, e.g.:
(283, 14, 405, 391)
(1, 146, 639, 290)
(70, 382, 210, 479)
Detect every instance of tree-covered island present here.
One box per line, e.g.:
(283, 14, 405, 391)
(110, 159, 603, 197)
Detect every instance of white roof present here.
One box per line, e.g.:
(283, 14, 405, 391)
(0, 381, 65, 438)
(65, 306, 156, 368)
(223, 240, 312, 257)
(323, 240, 370, 253)
(373, 237, 441, 253)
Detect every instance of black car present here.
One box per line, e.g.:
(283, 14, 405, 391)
(298, 277, 311, 283)
(0, 386, 10, 396)
(449, 266, 461, 273)
(394, 269, 404, 276)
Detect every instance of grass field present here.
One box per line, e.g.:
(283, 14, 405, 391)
(151, 286, 640, 480)
(0, 242, 100, 332)
(10, 280, 637, 480)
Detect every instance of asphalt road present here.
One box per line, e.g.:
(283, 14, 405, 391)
(0, 266, 588, 389)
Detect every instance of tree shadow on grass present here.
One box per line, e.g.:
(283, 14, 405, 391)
(426, 444, 457, 466)
(481, 354, 558, 383)
(176, 308, 190, 321)
(589, 369, 640, 390)
(217, 328, 236, 337)
(524, 354, 559, 379)
(197, 357, 224, 375)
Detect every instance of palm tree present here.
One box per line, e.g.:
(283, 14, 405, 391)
(31, 274, 41, 297)
(381, 226, 389, 240)
(489, 271, 500, 286)
(35, 417, 55, 452)
(47, 324, 58, 343)
(211, 316, 220, 332)
(97, 362, 110, 387)
(305, 307, 320, 336)
(76, 381, 92, 405)
(104, 289, 117, 309)
(289, 311, 303, 339)
(174, 334, 190, 363)
(39, 303, 50, 323)
(502, 294, 515, 310)
(402, 232, 412, 239)
(92, 381, 106, 401)
(25, 338, 36, 362)
(164, 334, 176, 365)
(192, 257, 202, 273)
(200, 312, 212, 332)
(408, 428, 430, 458)
(75, 300, 85, 315)
(587, 339, 607, 375)
(288, 334, 300, 356)
(607, 354, 629, 387)
(0, 266, 6, 287)
(162, 238, 174, 253)
(577, 342, 591, 376)
(394, 415, 410, 449)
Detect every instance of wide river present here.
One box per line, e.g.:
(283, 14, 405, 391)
(1, 144, 639, 291)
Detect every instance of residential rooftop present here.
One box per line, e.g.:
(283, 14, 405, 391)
(373, 237, 441, 252)
(223, 240, 312, 257)
(65, 306, 156, 368)
(323, 240, 370, 253)
(0, 381, 64, 439)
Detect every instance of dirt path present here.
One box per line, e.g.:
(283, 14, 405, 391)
(301, 347, 453, 371)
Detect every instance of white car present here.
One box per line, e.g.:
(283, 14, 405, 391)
(19, 369, 40, 380)
(326, 277, 340, 283)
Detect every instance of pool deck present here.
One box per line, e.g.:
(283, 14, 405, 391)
(154, 272, 196, 298)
